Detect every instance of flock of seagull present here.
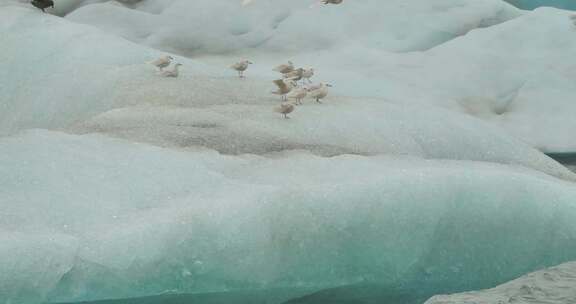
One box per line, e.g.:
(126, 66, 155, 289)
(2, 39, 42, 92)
(266, 61, 332, 119)
(150, 56, 333, 119)
(31, 0, 342, 119)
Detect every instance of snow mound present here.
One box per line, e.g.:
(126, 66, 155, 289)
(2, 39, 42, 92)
(2, 130, 576, 303)
(425, 261, 576, 304)
(64, 0, 521, 55)
(0, 6, 572, 181)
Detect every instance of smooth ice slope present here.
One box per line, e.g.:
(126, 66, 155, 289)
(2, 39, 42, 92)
(0, 6, 573, 182)
(425, 261, 576, 304)
(2, 130, 576, 303)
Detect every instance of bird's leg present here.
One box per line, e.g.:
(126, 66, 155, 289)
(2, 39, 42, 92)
(316, 98, 322, 103)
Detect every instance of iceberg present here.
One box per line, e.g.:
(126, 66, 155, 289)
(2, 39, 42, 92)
(2, 130, 576, 303)
(0, 6, 573, 181)
(1, 1, 576, 303)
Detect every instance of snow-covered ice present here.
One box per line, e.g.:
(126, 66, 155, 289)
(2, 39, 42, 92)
(2, 130, 576, 303)
(0, 5, 574, 181)
(1, 0, 576, 303)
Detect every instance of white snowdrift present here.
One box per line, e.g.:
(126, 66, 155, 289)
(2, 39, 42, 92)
(425, 261, 576, 304)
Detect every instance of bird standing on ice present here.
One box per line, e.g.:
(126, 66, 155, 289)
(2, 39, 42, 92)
(301, 68, 314, 84)
(230, 60, 253, 78)
(31, 0, 54, 12)
(288, 87, 308, 105)
(150, 55, 174, 71)
(308, 83, 332, 103)
(274, 102, 295, 119)
(273, 61, 295, 74)
(272, 79, 297, 101)
(161, 63, 183, 78)
(283, 68, 305, 82)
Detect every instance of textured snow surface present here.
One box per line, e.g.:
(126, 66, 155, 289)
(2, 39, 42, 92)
(2, 1, 576, 303)
(2, 130, 576, 303)
(425, 261, 576, 304)
(64, 0, 520, 54)
(0, 6, 574, 182)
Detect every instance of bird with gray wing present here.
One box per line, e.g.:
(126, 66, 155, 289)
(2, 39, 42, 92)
(273, 61, 295, 74)
(230, 60, 253, 78)
(272, 79, 297, 101)
(274, 102, 296, 119)
(150, 55, 174, 71)
(307, 83, 332, 103)
(31, 0, 54, 12)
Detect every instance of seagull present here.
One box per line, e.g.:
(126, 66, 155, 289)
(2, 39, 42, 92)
(272, 79, 297, 101)
(31, 0, 54, 12)
(160, 63, 182, 78)
(307, 83, 332, 103)
(274, 102, 295, 119)
(273, 61, 295, 74)
(301, 68, 314, 84)
(230, 60, 253, 78)
(150, 55, 174, 71)
(283, 68, 305, 82)
(288, 87, 308, 105)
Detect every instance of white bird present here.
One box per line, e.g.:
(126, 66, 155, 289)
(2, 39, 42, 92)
(307, 83, 332, 103)
(160, 63, 182, 78)
(273, 61, 295, 74)
(283, 68, 304, 82)
(230, 60, 253, 78)
(274, 102, 295, 119)
(272, 79, 297, 101)
(150, 55, 174, 71)
(288, 87, 308, 105)
(301, 68, 314, 84)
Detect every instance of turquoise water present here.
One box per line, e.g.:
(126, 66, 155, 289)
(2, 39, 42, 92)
(52, 285, 428, 304)
(506, 0, 576, 9)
